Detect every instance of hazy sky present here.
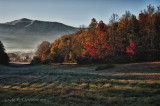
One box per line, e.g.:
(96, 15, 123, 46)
(0, 0, 159, 27)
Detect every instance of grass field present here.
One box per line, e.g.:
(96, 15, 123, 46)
(0, 62, 160, 106)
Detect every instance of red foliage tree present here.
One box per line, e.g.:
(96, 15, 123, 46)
(86, 44, 96, 56)
(41, 47, 50, 61)
(126, 40, 135, 55)
(86, 21, 115, 59)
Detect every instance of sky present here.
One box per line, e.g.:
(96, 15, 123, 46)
(0, 0, 159, 27)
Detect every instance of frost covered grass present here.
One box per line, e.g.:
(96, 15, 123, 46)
(0, 62, 160, 106)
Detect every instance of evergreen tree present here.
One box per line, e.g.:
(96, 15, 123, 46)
(89, 18, 98, 31)
(0, 41, 9, 65)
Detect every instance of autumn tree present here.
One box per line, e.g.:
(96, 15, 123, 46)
(71, 30, 89, 63)
(33, 5, 160, 64)
(116, 11, 132, 59)
(50, 40, 63, 62)
(152, 12, 160, 51)
(138, 5, 160, 61)
(108, 14, 121, 60)
(86, 21, 115, 63)
(35, 41, 50, 59)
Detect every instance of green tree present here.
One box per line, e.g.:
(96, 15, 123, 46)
(89, 18, 98, 31)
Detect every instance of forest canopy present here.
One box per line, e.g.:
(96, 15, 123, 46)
(33, 5, 160, 64)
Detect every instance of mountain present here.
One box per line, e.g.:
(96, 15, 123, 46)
(0, 18, 78, 51)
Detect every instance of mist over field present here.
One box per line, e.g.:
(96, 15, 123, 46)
(1, 33, 58, 51)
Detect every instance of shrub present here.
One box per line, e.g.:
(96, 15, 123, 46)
(30, 56, 41, 65)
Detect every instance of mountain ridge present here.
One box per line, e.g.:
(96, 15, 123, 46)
(0, 18, 78, 51)
(3, 18, 77, 29)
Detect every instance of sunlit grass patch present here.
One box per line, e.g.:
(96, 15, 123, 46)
(127, 80, 141, 83)
(3, 85, 11, 89)
(110, 79, 116, 82)
(28, 87, 36, 91)
(112, 84, 141, 90)
(20, 87, 43, 91)
(115, 73, 160, 76)
(21, 82, 30, 86)
(70, 82, 78, 86)
(89, 84, 97, 88)
(113, 85, 122, 89)
(44, 83, 56, 88)
(103, 83, 111, 88)
(21, 87, 30, 91)
(36, 82, 47, 88)
(80, 83, 88, 87)
(122, 85, 133, 90)
(12, 86, 21, 90)
(69, 91, 86, 97)
(57, 83, 65, 88)
(145, 80, 160, 84)
(30, 83, 39, 88)
(97, 83, 103, 88)
(89, 88, 97, 92)
(118, 79, 128, 83)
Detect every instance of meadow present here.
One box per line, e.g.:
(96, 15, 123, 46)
(0, 62, 160, 106)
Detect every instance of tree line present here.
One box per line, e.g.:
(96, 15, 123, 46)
(32, 5, 160, 64)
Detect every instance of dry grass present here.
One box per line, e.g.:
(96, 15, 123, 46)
(0, 62, 160, 106)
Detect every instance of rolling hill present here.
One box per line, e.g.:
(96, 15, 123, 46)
(0, 18, 78, 52)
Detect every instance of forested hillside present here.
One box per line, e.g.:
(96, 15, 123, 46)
(33, 5, 160, 64)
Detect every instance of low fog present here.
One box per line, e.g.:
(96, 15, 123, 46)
(0, 18, 78, 55)
(1, 33, 61, 51)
